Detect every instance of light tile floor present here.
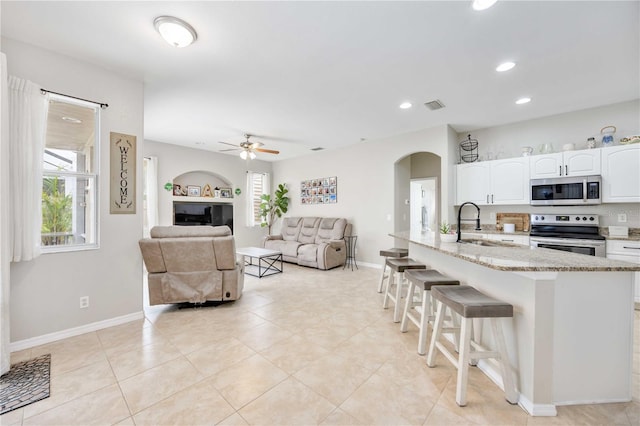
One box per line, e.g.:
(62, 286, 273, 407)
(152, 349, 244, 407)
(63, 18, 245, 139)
(3, 265, 639, 425)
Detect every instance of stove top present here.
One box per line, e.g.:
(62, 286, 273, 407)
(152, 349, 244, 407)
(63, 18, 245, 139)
(530, 213, 603, 240)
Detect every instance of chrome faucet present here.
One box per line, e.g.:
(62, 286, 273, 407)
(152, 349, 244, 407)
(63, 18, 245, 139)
(457, 202, 481, 242)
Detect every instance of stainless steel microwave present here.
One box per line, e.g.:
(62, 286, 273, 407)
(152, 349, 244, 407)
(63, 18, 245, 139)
(530, 175, 601, 206)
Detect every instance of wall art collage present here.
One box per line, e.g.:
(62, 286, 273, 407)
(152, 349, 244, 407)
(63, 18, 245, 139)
(300, 176, 337, 204)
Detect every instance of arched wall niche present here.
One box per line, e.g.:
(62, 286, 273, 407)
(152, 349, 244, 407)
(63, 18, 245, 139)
(172, 170, 232, 198)
(393, 151, 442, 233)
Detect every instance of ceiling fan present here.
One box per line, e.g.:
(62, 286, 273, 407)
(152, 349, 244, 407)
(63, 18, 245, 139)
(218, 134, 280, 159)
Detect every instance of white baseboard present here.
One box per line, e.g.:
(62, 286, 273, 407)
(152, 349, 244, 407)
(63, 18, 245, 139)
(10, 311, 144, 352)
(517, 393, 558, 417)
(352, 261, 379, 269)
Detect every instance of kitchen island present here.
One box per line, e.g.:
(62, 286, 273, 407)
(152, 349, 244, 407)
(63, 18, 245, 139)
(391, 230, 639, 416)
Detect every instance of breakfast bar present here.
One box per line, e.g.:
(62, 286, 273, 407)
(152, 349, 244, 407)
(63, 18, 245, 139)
(391, 230, 639, 416)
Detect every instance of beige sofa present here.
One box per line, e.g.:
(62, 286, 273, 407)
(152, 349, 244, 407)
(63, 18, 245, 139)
(139, 225, 244, 305)
(262, 217, 350, 270)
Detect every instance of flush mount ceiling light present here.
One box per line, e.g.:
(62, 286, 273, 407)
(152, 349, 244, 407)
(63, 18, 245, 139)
(472, 0, 498, 11)
(154, 16, 197, 48)
(496, 61, 516, 72)
(399, 102, 413, 109)
(515, 97, 532, 105)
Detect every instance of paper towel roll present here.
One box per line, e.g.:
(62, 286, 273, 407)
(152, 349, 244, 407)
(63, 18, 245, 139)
(503, 223, 515, 233)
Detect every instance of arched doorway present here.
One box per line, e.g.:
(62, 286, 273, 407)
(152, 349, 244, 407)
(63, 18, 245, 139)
(394, 151, 441, 235)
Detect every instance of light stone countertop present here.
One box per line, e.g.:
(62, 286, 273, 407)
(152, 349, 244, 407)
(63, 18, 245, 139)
(391, 230, 640, 272)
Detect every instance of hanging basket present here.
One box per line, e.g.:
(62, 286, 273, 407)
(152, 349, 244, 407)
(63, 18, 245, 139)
(460, 134, 478, 163)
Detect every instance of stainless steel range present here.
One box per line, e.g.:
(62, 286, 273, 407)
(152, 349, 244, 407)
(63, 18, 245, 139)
(529, 213, 606, 257)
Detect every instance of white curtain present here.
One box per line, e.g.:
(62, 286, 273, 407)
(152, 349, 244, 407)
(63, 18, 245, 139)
(8, 76, 48, 262)
(1, 53, 10, 374)
(143, 156, 159, 237)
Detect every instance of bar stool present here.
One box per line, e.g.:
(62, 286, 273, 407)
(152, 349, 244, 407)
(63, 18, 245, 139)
(400, 269, 459, 355)
(426, 285, 518, 407)
(382, 258, 426, 323)
(377, 248, 409, 293)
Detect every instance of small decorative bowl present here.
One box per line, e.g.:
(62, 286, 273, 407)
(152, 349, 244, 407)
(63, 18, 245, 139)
(440, 233, 458, 243)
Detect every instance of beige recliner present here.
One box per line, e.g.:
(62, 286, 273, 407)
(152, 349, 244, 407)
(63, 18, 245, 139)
(263, 217, 350, 270)
(139, 225, 244, 305)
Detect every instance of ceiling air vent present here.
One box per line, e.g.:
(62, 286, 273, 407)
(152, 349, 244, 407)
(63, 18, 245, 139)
(424, 99, 445, 111)
(310, 147, 325, 151)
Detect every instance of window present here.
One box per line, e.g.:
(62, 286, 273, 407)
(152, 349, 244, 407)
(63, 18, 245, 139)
(246, 171, 269, 227)
(42, 95, 99, 251)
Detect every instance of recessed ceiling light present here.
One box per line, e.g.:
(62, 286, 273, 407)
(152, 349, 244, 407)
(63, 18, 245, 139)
(61, 116, 82, 124)
(154, 16, 197, 48)
(472, 0, 498, 11)
(515, 97, 531, 105)
(399, 102, 412, 109)
(496, 61, 516, 72)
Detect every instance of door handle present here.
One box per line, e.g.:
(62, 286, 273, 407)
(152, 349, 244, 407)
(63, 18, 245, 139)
(565, 165, 568, 175)
(559, 165, 563, 176)
(486, 194, 489, 204)
(491, 194, 494, 204)
(623, 246, 640, 250)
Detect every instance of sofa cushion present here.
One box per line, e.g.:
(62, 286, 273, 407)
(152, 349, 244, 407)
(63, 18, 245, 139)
(281, 217, 302, 241)
(315, 218, 347, 243)
(298, 217, 320, 244)
(264, 239, 302, 258)
(298, 243, 318, 263)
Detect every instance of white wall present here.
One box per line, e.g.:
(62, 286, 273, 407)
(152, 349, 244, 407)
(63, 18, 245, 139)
(457, 100, 640, 227)
(271, 124, 455, 265)
(143, 140, 273, 249)
(2, 38, 144, 342)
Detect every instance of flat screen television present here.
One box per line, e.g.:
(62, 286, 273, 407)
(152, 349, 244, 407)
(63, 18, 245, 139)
(173, 202, 233, 233)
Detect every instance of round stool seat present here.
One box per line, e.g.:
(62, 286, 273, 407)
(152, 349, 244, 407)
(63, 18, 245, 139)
(431, 285, 513, 318)
(379, 248, 409, 258)
(386, 258, 426, 273)
(405, 269, 459, 291)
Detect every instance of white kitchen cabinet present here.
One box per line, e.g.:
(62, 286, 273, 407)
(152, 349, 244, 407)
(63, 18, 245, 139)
(486, 233, 530, 246)
(601, 144, 640, 203)
(606, 239, 640, 302)
(456, 158, 529, 205)
(456, 162, 490, 205)
(530, 149, 601, 179)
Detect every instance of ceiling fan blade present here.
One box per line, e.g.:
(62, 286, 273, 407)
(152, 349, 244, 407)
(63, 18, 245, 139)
(255, 148, 280, 154)
(249, 142, 264, 149)
(219, 148, 240, 152)
(218, 141, 239, 148)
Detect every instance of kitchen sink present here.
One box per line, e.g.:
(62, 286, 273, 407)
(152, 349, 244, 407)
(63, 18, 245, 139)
(459, 239, 503, 247)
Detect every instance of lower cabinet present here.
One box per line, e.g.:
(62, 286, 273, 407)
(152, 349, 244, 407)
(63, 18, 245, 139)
(606, 239, 640, 302)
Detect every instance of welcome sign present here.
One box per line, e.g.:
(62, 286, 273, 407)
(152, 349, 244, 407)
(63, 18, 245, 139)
(110, 132, 136, 214)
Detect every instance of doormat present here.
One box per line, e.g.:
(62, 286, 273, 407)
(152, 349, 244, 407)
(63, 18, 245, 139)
(0, 354, 51, 415)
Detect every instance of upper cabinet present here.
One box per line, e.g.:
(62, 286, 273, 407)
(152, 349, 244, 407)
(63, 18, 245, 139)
(456, 157, 529, 205)
(601, 144, 640, 203)
(530, 150, 601, 179)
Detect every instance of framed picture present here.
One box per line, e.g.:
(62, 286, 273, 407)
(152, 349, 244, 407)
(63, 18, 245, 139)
(220, 188, 232, 198)
(300, 176, 338, 204)
(187, 185, 201, 197)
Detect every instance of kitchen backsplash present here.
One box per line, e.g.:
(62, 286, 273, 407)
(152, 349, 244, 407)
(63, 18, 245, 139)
(470, 204, 640, 228)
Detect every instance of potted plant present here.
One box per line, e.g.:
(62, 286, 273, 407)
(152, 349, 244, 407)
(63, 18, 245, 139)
(439, 221, 457, 243)
(259, 183, 290, 234)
